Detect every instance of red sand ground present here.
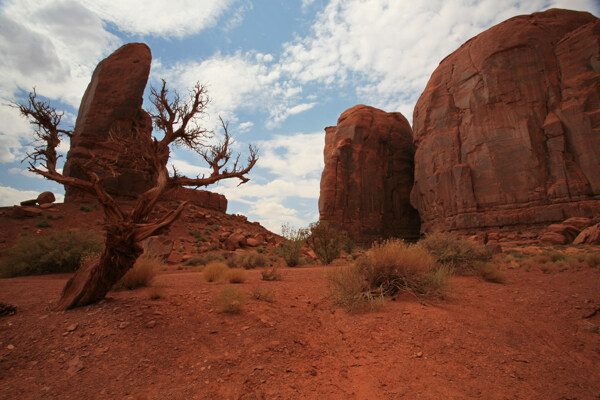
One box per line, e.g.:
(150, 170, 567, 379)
(1, 263, 599, 399)
(1, 203, 600, 399)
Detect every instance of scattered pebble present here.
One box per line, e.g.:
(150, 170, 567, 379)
(146, 320, 157, 328)
(66, 324, 78, 332)
(7, 344, 15, 350)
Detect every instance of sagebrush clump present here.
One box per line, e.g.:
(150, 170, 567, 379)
(228, 251, 268, 269)
(278, 224, 308, 267)
(420, 231, 504, 282)
(203, 261, 229, 282)
(114, 254, 163, 290)
(0, 230, 102, 277)
(306, 221, 351, 265)
(214, 286, 246, 313)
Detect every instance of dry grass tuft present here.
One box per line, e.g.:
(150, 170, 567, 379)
(203, 261, 229, 282)
(117, 254, 163, 290)
(228, 251, 268, 269)
(226, 268, 248, 283)
(214, 286, 247, 313)
(584, 252, 600, 268)
(261, 265, 283, 281)
(147, 285, 166, 300)
(251, 286, 275, 302)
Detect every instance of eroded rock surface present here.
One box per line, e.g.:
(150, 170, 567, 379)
(63, 43, 154, 201)
(319, 105, 420, 244)
(411, 9, 600, 233)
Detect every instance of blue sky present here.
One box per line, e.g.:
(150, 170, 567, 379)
(1, 0, 598, 232)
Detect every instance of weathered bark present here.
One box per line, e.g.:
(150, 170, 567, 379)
(56, 225, 141, 310)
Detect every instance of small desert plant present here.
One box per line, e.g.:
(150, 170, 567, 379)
(79, 204, 91, 212)
(35, 216, 52, 228)
(251, 286, 275, 302)
(46, 214, 64, 220)
(203, 261, 229, 282)
(420, 231, 504, 282)
(261, 265, 283, 281)
(226, 268, 248, 283)
(306, 221, 351, 265)
(356, 239, 451, 297)
(228, 251, 268, 269)
(473, 261, 506, 283)
(148, 286, 166, 300)
(279, 224, 309, 267)
(584, 252, 600, 268)
(214, 286, 246, 313)
(0, 229, 102, 277)
(183, 253, 225, 267)
(114, 254, 163, 290)
(327, 265, 382, 312)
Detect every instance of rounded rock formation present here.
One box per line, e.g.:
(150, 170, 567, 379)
(319, 105, 420, 244)
(411, 9, 600, 233)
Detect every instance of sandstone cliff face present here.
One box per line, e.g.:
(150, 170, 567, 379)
(319, 105, 420, 244)
(411, 9, 600, 233)
(63, 43, 154, 201)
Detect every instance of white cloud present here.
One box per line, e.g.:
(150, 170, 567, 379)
(257, 132, 324, 179)
(80, 0, 238, 37)
(267, 102, 317, 129)
(280, 0, 600, 115)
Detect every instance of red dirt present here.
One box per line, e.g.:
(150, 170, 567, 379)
(1, 262, 599, 399)
(1, 203, 600, 398)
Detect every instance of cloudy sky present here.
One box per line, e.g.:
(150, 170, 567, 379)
(1, 0, 598, 232)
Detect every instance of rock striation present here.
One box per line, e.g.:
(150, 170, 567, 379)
(63, 43, 154, 201)
(319, 105, 420, 244)
(411, 9, 600, 233)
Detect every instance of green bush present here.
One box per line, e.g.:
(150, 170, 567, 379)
(0, 230, 103, 277)
(79, 204, 91, 212)
(306, 221, 351, 265)
(419, 231, 503, 282)
(279, 224, 308, 267)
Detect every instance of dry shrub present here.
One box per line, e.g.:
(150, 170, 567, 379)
(585, 252, 600, 268)
(279, 224, 308, 267)
(203, 261, 229, 282)
(474, 261, 506, 283)
(420, 231, 504, 283)
(214, 286, 246, 313)
(228, 251, 268, 269)
(251, 286, 275, 302)
(306, 221, 351, 265)
(226, 268, 248, 283)
(327, 265, 383, 312)
(148, 285, 166, 300)
(261, 265, 283, 281)
(183, 253, 225, 266)
(357, 240, 451, 297)
(117, 254, 163, 290)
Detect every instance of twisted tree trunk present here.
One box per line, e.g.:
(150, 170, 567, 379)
(56, 224, 142, 310)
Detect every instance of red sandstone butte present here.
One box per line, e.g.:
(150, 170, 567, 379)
(411, 9, 600, 233)
(319, 105, 420, 244)
(63, 43, 154, 201)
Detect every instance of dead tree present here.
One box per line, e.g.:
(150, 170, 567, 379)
(15, 83, 258, 310)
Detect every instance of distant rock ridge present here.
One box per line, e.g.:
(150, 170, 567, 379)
(410, 8, 600, 233)
(319, 105, 420, 244)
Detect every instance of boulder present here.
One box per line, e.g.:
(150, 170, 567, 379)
(319, 105, 420, 244)
(36, 191, 55, 205)
(224, 232, 246, 251)
(573, 223, 600, 245)
(561, 217, 593, 231)
(13, 206, 43, 218)
(540, 232, 568, 245)
(63, 43, 154, 201)
(141, 236, 174, 261)
(245, 238, 261, 247)
(546, 224, 581, 243)
(19, 199, 37, 206)
(411, 9, 600, 233)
